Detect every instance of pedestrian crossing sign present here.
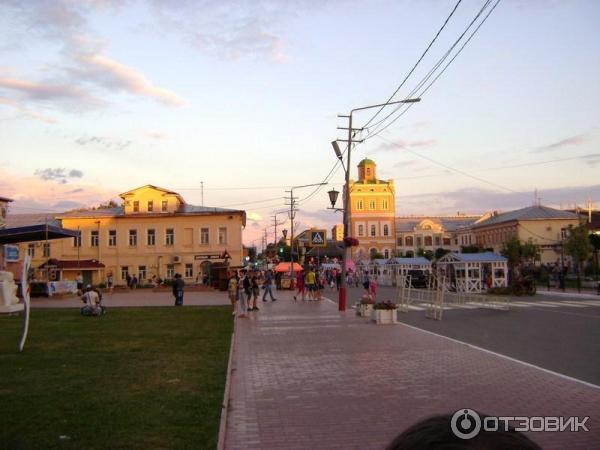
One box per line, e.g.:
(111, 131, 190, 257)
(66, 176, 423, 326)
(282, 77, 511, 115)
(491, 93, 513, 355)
(309, 230, 326, 247)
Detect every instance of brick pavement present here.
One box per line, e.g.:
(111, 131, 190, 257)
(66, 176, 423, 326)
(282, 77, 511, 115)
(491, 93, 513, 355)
(223, 290, 600, 450)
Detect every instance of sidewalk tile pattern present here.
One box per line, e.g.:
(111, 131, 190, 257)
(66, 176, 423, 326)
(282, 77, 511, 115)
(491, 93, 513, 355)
(224, 293, 600, 450)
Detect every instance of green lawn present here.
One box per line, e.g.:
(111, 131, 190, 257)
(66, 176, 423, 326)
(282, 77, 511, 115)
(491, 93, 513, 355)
(0, 307, 233, 450)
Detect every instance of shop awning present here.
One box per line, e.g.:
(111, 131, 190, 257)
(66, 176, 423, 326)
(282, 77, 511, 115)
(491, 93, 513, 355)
(38, 259, 105, 270)
(0, 224, 80, 245)
(273, 262, 304, 273)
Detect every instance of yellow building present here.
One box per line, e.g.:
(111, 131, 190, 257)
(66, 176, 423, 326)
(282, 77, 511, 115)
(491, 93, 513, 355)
(331, 224, 344, 242)
(395, 216, 480, 256)
(349, 159, 396, 259)
(16, 185, 246, 286)
(471, 205, 580, 264)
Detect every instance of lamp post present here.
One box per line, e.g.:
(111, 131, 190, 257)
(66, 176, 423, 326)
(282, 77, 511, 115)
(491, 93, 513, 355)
(332, 97, 420, 311)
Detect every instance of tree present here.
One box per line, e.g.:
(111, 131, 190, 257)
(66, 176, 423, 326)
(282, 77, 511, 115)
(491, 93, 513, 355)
(501, 237, 540, 285)
(95, 199, 119, 209)
(434, 248, 450, 260)
(370, 252, 384, 260)
(564, 224, 591, 291)
(590, 234, 600, 280)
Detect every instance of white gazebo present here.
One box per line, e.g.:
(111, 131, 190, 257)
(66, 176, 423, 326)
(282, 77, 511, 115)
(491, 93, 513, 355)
(359, 257, 433, 286)
(436, 252, 508, 293)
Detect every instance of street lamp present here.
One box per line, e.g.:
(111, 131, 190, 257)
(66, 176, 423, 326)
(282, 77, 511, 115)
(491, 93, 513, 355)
(333, 97, 421, 311)
(327, 189, 339, 209)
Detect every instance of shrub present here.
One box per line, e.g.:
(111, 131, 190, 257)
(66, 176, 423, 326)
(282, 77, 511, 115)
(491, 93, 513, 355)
(373, 300, 398, 310)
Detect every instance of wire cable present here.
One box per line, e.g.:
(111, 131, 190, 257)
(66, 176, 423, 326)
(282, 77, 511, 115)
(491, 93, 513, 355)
(364, 0, 501, 140)
(362, 0, 464, 129)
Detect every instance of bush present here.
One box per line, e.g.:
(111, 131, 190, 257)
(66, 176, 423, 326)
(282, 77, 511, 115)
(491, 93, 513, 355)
(373, 300, 398, 310)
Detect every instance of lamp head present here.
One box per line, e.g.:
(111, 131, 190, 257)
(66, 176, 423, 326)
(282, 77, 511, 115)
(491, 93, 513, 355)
(328, 189, 339, 208)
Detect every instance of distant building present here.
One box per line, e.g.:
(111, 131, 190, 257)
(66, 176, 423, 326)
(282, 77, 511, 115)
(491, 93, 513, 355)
(348, 159, 396, 260)
(0, 196, 13, 230)
(470, 205, 580, 264)
(331, 224, 344, 241)
(395, 215, 480, 256)
(10, 185, 246, 286)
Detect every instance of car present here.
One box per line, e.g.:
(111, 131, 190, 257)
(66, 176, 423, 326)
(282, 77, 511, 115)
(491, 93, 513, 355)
(406, 270, 429, 288)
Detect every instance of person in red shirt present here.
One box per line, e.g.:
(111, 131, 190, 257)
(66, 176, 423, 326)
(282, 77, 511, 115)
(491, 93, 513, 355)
(294, 270, 305, 301)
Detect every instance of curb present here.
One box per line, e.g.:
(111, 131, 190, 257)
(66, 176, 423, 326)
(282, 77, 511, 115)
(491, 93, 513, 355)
(217, 315, 236, 450)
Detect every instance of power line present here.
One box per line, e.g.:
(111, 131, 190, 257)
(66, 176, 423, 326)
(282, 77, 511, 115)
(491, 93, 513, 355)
(364, 0, 500, 140)
(376, 134, 528, 197)
(362, 0, 464, 129)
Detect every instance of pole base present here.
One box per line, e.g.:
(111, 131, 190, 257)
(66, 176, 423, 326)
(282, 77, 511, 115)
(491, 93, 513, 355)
(339, 287, 346, 311)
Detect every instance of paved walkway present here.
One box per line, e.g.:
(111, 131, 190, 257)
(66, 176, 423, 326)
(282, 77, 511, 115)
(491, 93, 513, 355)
(223, 291, 600, 450)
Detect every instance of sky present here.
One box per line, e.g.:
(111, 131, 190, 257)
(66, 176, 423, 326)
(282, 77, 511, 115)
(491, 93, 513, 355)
(1, 0, 599, 247)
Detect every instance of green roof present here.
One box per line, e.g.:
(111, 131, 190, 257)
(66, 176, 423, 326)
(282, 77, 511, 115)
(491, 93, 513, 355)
(357, 158, 376, 166)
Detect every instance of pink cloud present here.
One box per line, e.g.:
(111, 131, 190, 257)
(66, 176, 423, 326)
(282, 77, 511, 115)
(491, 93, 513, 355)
(0, 76, 91, 102)
(0, 167, 118, 214)
(75, 53, 188, 107)
(0, 97, 57, 124)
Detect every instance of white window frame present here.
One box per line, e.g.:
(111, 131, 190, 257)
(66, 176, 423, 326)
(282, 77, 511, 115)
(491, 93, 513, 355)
(147, 229, 156, 246)
(108, 230, 117, 247)
(129, 229, 137, 247)
(218, 227, 227, 245)
(166, 228, 175, 246)
(200, 227, 209, 245)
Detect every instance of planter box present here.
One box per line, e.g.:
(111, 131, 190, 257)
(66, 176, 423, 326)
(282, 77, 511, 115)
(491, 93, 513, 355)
(359, 304, 374, 317)
(372, 308, 398, 325)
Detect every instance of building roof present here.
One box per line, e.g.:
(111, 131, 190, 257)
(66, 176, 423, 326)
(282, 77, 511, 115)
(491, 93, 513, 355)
(388, 257, 432, 265)
(6, 213, 62, 228)
(0, 196, 14, 202)
(438, 252, 507, 263)
(473, 205, 578, 229)
(119, 184, 184, 199)
(55, 204, 246, 224)
(395, 216, 480, 232)
(357, 158, 376, 167)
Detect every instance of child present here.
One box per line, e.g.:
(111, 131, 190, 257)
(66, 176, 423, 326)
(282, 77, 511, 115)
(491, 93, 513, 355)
(369, 276, 378, 300)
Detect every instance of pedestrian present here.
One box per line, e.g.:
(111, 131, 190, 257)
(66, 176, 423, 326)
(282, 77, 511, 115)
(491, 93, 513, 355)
(126, 273, 132, 289)
(250, 273, 260, 311)
(336, 270, 342, 291)
(241, 270, 252, 311)
(76, 272, 84, 295)
(81, 285, 102, 316)
(293, 270, 305, 301)
(369, 276, 378, 300)
(362, 271, 370, 295)
(305, 267, 316, 300)
(131, 274, 138, 289)
(227, 272, 238, 316)
(262, 269, 277, 302)
(172, 273, 185, 306)
(106, 271, 114, 295)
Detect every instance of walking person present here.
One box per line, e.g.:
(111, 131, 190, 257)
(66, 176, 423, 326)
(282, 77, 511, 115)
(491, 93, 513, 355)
(227, 272, 238, 316)
(262, 269, 277, 302)
(106, 271, 114, 295)
(172, 273, 185, 306)
(305, 267, 316, 300)
(293, 270, 305, 301)
(235, 271, 249, 318)
(250, 273, 260, 311)
(76, 272, 84, 296)
(369, 276, 378, 300)
(241, 270, 252, 313)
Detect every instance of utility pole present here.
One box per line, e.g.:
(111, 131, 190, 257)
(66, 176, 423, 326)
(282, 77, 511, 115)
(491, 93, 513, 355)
(271, 214, 286, 245)
(201, 181, 204, 207)
(332, 97, 420, 311)
(285, 191, 298, 272)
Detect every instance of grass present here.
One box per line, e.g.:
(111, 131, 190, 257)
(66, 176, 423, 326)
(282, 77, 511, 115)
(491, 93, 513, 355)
(0, 307, 233, 450)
